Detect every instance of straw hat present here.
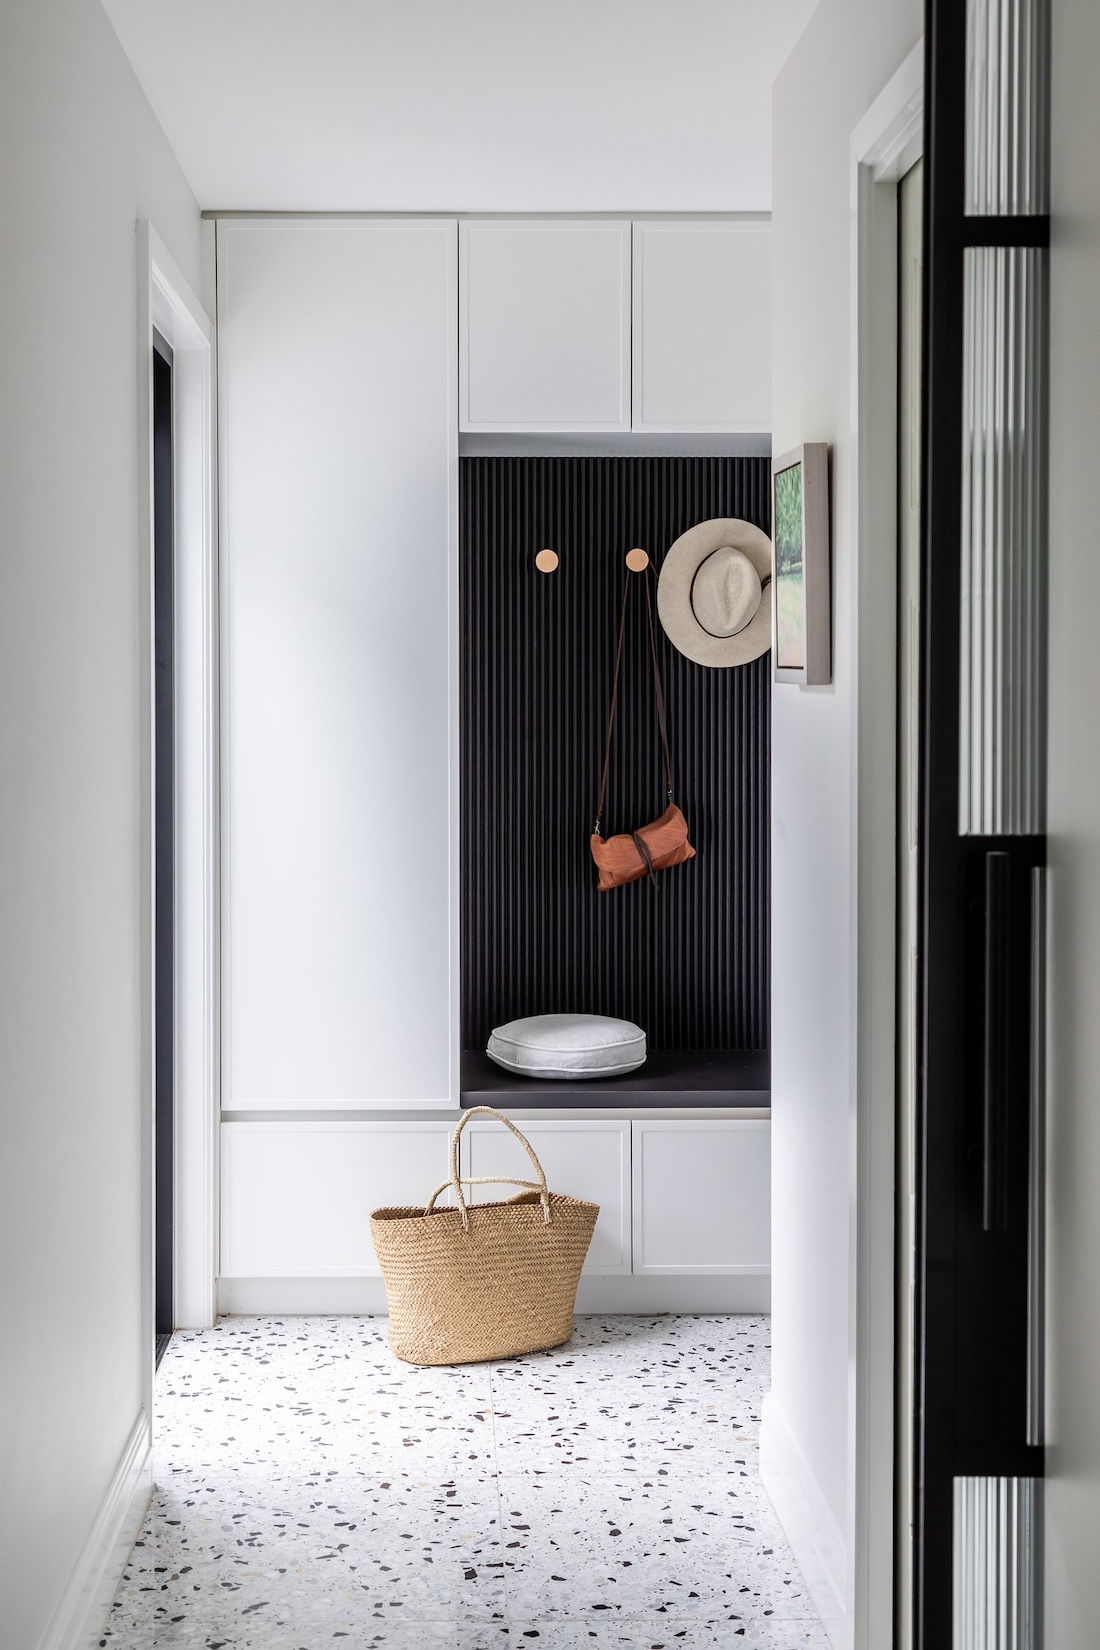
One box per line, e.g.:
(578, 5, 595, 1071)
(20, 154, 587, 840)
(657, 517, 773, 668)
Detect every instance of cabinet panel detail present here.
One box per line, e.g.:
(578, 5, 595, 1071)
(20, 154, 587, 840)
(220, 1122, 453, 1277)
(461, 1117, 631, 1275)
(631, 1119, 770, 1274)
(460, 220, 631, 431)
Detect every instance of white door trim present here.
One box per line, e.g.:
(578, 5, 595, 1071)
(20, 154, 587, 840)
(138, 222, 219, 1363)
(848, 41, 924, 1650)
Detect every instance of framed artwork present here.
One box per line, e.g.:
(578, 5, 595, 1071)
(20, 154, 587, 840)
(772, 443, 831, 686)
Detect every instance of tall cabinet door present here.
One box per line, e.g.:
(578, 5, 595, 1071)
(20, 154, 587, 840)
(218, 220, 457, 1109)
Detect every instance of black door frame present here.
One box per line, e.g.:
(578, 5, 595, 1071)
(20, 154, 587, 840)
(914, 5, 1049, 1641)
(153, 329, 175, 1365)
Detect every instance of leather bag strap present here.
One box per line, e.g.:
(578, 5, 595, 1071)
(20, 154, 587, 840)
(643, 569, 675, 807)
(630, 828, 658, 886)
(594, 566, 674, 834)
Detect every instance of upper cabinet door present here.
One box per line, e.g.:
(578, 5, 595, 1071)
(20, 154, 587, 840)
(460, 220, 631, 432)
(632, 220, 772, 433)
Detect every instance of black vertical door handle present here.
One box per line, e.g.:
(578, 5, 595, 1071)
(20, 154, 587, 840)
(983, 851, 1011, 1232)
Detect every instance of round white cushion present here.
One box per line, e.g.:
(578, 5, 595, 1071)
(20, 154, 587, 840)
(486, 1013, 646, 1080)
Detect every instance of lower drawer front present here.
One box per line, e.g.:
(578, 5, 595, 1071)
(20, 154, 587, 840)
(220, 1121, 452, 1277)
(219, 1116, 771, 1281)
(632, 1119, 771, 1274)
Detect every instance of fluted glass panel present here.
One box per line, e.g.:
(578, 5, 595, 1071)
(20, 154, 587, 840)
(966, 0, 1050, 215)
(959, 246, 1048, 836)
(954, 1477, 1041, 1650)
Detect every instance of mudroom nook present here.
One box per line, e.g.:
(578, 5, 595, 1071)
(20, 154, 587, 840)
(214, 217, 777, 1322)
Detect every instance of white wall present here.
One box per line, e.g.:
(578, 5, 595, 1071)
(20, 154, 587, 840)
(0, 2, 200, 1644)
(768, 0, 920, 1616)
(1043, 2, 1100, 1643)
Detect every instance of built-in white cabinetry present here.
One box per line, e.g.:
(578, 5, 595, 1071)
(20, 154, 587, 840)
(217, 219, 457, 1110)
(215, 215, 773, 1307)
(460, 1118, 631, 1274)
(459, 220, 631, 432)
(459, 217, 770, 434)
(631, 221, 772, 432)
(219, 1117, 769, 1294)
(221, 1121, 453, 1277)
(631, 1119, 771, 1275)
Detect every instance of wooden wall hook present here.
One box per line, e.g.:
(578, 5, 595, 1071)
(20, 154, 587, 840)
(535, 548, 559, 573)
(626, 547, 650, 572)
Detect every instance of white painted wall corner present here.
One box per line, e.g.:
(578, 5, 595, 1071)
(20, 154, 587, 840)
(33, 1412, 152, 1650)
(761, 1392, 850, 1649)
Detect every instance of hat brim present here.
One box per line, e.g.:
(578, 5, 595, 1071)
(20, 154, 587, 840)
(657, 518, 773, 668)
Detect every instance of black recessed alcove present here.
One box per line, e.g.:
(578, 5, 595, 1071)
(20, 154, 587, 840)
(460, 456, 770, 1107)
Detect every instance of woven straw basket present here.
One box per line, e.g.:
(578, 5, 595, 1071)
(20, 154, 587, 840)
(370, 1106, 600, 1366)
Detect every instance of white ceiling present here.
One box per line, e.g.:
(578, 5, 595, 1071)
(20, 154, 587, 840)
(101, 0, 819, 212)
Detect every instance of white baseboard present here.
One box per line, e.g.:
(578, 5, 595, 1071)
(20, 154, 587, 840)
(576, 1273, 770, 1313)
(218, 1273, 771, 1317)
(219, 1275, 391, 1314)
(760, 1393, 850, 1649)
(35, 1410, 152, 1650)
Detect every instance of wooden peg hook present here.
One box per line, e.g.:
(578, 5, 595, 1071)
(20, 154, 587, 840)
(626, 548, 650, 572)
(535, 548, 559, 573)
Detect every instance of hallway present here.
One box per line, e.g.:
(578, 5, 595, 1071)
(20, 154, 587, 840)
(102, 1316, 827, 1648)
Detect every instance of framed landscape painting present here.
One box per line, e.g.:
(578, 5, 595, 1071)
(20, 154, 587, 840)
(772, 443, 831, 685)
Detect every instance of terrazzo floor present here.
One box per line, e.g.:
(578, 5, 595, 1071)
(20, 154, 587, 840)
(102, 1315, 829, 1650)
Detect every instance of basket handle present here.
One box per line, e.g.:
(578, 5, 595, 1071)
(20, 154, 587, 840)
(423, 1175, 549, 1221)
(426, 1106, 552, 1229)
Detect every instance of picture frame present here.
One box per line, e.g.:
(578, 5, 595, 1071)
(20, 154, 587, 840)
(772, 443, 831, 686)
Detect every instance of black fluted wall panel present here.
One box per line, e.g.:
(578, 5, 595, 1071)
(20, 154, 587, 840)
(461, 457, 770, 1052)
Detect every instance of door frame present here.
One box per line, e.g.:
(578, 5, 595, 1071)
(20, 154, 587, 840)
(848, 42, 924, 1650)
(137, 223, 219, 1415)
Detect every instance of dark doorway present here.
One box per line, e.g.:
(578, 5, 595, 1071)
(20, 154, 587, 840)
(153, 332, 175, 1368)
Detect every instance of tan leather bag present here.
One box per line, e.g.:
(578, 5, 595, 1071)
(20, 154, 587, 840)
(590, 568, 695, 891)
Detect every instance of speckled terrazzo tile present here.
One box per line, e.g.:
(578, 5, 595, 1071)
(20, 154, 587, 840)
(157, 1323, 492, 1401)
(104, 1317, 823, 1650)
(157, 1321, 494, 1424)
(154, 1414, 497, 1475)
(494, 1316, 769, 1387)
(110, 1468, 507, 1631)
(488, 1394, 763, 1468)
(102, 1613, 467, 1648)
(564, 1317, 769, 1381)
(489, 1319, 765, 1466)
(155, 1365, 497, 1474)
(496, 1472, 812, 1625)
(456, 1621, 830, 1648)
